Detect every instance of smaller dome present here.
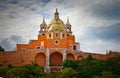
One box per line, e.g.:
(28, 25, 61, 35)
(50, 19, 64, 25)
(48, 23, 65, 32)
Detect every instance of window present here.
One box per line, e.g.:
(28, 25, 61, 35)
(41, 46, 44, 49)
(36, 46, 40, 49)
(54, 40, 60, 45)
(70, 45, 73, 49)
(56, 33, 58, 37)
(43, 28, 45, 31)
(67, 34, 69, 36)
(49, 34, 51, 37)
(22, 48, 26, 51)
(42, 33, 45, 35)
(62, 34, 64, 37)
(67, 29, 69, 32)
(73, 46, 76, 50)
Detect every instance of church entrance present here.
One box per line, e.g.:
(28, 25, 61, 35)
(50, 52, 63, 66)
(35, 53, 46, 67)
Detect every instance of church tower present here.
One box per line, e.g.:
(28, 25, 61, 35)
(65, 16, 72, 36)
(39, 17, 47, 35)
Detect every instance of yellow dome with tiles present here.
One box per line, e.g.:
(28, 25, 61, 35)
(48, 23, 65, 32)
(50, 19, 64, 25)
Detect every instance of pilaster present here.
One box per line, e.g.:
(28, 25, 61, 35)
(44, 48, 50, 73)
(63, 48, 66, 61)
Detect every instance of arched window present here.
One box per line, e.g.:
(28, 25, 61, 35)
(49, 34, 51, 37)
(62, 34, 64, 37)
(56, 33, 58, 37)
(67, 34, 69, 36)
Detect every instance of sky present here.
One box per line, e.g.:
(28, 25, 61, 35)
(0, 0, 120, 54)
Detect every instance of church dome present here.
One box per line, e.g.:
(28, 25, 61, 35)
(50, 19, 64, 25)
(48, 23, 65, 32)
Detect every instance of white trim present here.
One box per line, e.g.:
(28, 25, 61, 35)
(60, 32, 62, 39)
(51, 32, 53, 39)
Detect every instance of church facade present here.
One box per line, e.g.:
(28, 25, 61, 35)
(0, 9, 120, 73)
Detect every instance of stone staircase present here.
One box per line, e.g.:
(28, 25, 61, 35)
(50, 66, 62, 73)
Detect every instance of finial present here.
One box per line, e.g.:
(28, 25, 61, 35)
(43, 16, 45, 22)
(67, 16, 69, 23)
(42, 16, 46, 24)
(56, 8, 58, 13)
(54, 8, 59, 19)
(66, 16, 71, 25)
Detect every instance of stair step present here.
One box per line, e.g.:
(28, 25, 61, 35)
(50, 66, 62, 73)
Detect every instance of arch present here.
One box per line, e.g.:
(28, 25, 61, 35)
(67, 53, 75, 60)
(50, 52, 63, 66)
(35, 53, 46, 67)
(77, 55, 84, 61)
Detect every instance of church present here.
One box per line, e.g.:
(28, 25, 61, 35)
(0, 9, 119, 73)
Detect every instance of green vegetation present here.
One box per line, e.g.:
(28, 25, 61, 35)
(62, 59, 79, 71)
(0, 55, 120, 78)
(58, 68, 78, 78)
(0, 46, 5, 52)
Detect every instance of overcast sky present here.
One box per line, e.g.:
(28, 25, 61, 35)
(0, 0, 120, 53)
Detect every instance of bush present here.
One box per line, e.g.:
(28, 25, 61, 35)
(62, 59, 79, 71)
(58, 68, 78, 78)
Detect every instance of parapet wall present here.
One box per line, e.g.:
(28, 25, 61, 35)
(0, 50, 43, 66)
(0, 50, 120, 66)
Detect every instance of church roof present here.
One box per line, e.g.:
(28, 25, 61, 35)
(48, 23, 65, 32)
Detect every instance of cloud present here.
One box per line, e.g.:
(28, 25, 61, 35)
(77, 22, 120, 53)
(0, 35, 27, 51)
(93, 23, 120, 41)
(86, 0, 120, 20)
(80, 39, 120, 54)
(80, 23, 120, 41)
(0, 0, 120, 53)
(7, 0, 19, 4)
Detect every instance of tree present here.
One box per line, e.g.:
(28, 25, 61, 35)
(78, 58, 105, 78)
(0, 65, 14, 77)
(87, 54, 92, 60)
(93, 76, 101, 78)
(0, 46, 5, 52)
(105, 55, 120, 75)
(58, 68, 78, 78)
(6, 62, 44, 78)
(62, 59, 79, 71)
(21, 62, 44, 77)
(101, 71, 114, 78)
(6, 67, 28, 78)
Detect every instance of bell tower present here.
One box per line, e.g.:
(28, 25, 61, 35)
(65, 16, 72, 36)
(39, 17, 47, 35)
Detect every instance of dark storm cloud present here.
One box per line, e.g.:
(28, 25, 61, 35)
(8, 11, 20, 18)
(39, 0, 51, 3)
(87, 0, 120, 20)
(0, 35, 26, 51)
(7, 0, 18, 4)
(0, 6, 7, 11)
(95, 23, 120, 41)
(86, 23, 120, 41)
(0, 0, 19, 5)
